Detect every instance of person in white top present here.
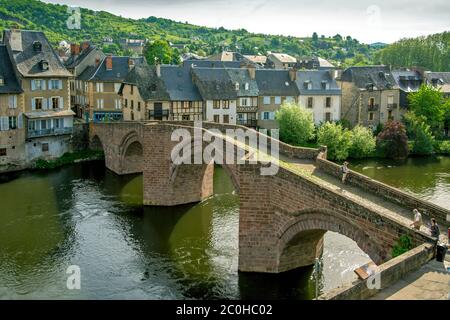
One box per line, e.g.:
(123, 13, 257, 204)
(410, 209, 423, 230)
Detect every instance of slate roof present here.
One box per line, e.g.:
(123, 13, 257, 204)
(243, 55, 267, 65)
(424, 72, 450, 84)
(392, 70, 423, 93)
(160, 65, 202, 101)
(225, 68, 259, 97)
(269, 53, 297, 63)
(339, 66, 397, 90)
(81, 56, 145, 82)
(121, 64, 170, 101)
(64, 45, 97, 69)
(0, 45, 22, 94)
(296, 70, 341, 95)
(184, 59, 242, 69)
(191, 67, 237, 100)
(255, 69, 299, 96)
(3, 30, 71, 78)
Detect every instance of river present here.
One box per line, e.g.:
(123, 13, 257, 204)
(0, 156, 448, 299)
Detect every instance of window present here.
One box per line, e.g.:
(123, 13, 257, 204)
(131, 100, 134, 110)
(307, 97, 313, 108)
(285, 96, 294, 103)
(326, 97, 332, 108)
(97, 99, 104, 109)
(125, 99, 128, 108)
(0, 76, 4, 86)
(0, 148, 6, 156)
(33, 98, 43, 110)
(31, 79, 45, 91)
(41, 119, 47, 130)
(182, 115, 190, 120)
(0, 117, 8, 131)
(369, 97, 375, 106)
(241, 98, 249, 106)
(388, 110, 393, 120)
(388, 95, 394, 104)
(137, 102, 141, 112)
(235, 82, 239, 91)
(262, 112, 274, 120)
(213, 115, 220, 123)
(9, 116, 17, 129)
(223, 100, 230, 109)
(49, 79, 62, 90)
(213, 100, 220, 109)
(274, 96, 281, 104)
(321, 81, 330, 90)
(42, 143, 49, 152)
(114, 83, 121, 93)
(51, 97, 59, 109)
(325, 112, 332, 122)
(8, 95, 17, 109)
(96, 82, 104, 93)
(369, 112, 374, 121)
(223, 115, 230, 124)
(244, 83, 249, 90)
(115, 99, 122, 110)
(54, 118, 63, 128)
(263, 96, 271, 105)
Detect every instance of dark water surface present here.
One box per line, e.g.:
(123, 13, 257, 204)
(2, 157, 447, 299)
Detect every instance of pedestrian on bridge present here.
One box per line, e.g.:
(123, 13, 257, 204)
(341, 161, 349, 184)
(429, 218, 440, 238)
(410, 209, 423, 231)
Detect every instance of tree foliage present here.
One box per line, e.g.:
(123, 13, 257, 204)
(317, 122, 352, 161)
(275, 102, 315, 146)
(144, 40, 180, 65)
(404, 112, 435, 155)
(348, 125, 376, 158)
(376, 121, 409, 159)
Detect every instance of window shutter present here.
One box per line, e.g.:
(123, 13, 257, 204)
(18, 113, 23, 129)
(42, 80, 46, 90)
(59, 80, 63, 90)
(31, 80, 36, 91)
(42, 98, 48, 110)
(59, 97, 64, 109)
(31, 99, 36, 110)
(48, 80, 52, 90)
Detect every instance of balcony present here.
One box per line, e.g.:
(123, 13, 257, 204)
(237, 119, 258, 128)
(367, 104, 379, 111)
(27, 127, 73, 139)
(387, 103, 398, 110)
(149, 109, 169, 120)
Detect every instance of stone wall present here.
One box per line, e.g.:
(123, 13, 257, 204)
(71, 122, 89, 151)
(320, 243, 435, 300)
(316, 152, 450, 228)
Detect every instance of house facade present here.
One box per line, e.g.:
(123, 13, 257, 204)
(296, 70, 341, 124)
(338, 66, 400, 129)
(3, 29, 74, 163)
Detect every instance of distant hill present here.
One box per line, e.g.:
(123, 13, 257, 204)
(0, 0, 380, 67)
(375, 32, 450, 71)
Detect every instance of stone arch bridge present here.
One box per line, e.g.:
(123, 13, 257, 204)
(89, 121, 448, 274)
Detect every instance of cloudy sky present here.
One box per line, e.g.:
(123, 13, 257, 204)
(43, 0, 450, 43)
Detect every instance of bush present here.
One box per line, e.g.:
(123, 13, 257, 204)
(317, 122, 352, 161)
(34, 150, 104, 169)
(348, 125, 376, 158)
(435, 140, 450, 155)
(376, 121, 409, 159)
(276, 102, 315, 146)
(391, 235, 413, 258)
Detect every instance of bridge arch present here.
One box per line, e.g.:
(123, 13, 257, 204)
(90, 134, 104, 152)
(277, 208, 385, 271)
(119, 131, 143, 174)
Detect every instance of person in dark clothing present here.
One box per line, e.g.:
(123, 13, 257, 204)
(429, 218, 440, 238)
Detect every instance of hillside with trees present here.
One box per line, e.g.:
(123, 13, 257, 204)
(375, 32, 450, 71)
(0, 0, 381, 66)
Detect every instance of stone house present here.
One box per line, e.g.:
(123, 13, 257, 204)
(2, 29, 74, 163)
(424, 72, 450, 99)
(255, 69, 299, 129)
(296, 70, 341, 125)
(0, 44, 25, 170)
(391, 69, 423, 112)
(337, 66, 400, 130)
(266, 53, 297, 69)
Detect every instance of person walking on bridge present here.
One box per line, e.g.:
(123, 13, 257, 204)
(429, 218, 440, 239)
(341, 161, 349, 184)
(410, 209, 423, 231)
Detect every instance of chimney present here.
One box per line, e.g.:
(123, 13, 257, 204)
(81, 41, 90, 51)
(128, 58, 135, 71)
(70, 43, 80, 56)
(247, 64, 256, 80)
(289, 67, 297, 82)
(156, 63, 161, 78)
(106, 55, 113, 70)
(10, 28, 23, 52)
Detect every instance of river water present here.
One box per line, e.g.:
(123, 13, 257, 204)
(0, 156, 448, 299)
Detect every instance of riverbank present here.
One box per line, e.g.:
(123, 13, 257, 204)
(33, 149, 104, 170)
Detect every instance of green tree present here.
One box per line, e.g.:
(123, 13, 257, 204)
(275, 102, 315, 146)
(348, 125, 376, 158)
(144, 40, 180, 65)
(317, 122, 352, 161)
(376, 121, 409, 159)
(404, 112, 435, 155)
(408, 84, 446, 136)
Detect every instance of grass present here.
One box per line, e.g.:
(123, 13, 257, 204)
(34, 149, 104, 170)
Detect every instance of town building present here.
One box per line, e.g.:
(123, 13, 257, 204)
(78, 55, 144, 122)
(297, 56, 336, 70)
(296, 70, 341, 124)
(337, 66, 400, 129)
(191, 67, 237, 124)
(424, 72, 450, 98)
(0, 44, 25, 169)
(243, 55, 267, 68)
(255, 69, 299, 129)
(391, 69, 423, 111)
(119, 39, 146, 56)
(266, 53, 297, 69)
(2, 29, 74, 162)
